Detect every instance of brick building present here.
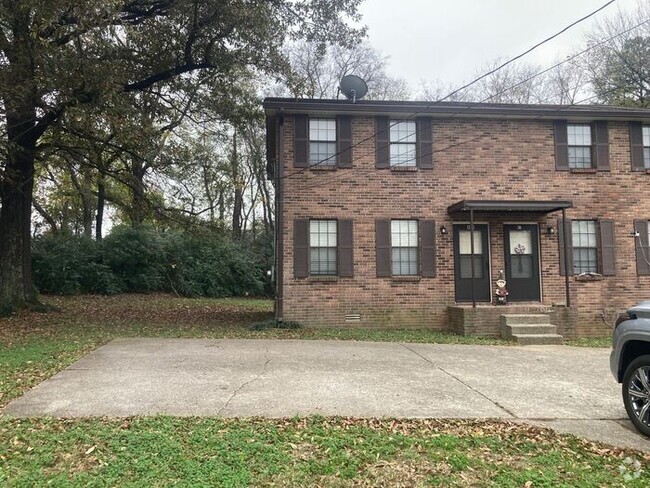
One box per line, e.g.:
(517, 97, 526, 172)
(263, 98, 650, 339)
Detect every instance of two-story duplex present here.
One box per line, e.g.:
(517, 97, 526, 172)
(264, 98, 650, 338)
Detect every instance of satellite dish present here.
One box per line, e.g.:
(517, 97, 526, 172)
(339, 75, 368, 103)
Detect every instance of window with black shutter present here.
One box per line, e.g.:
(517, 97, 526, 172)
(555, 120, 609, 171)
(558, 219, 616, 276)
(375, 219, 437, 278)
(294, 219, 354, 278)
(376, 117, 433, 170)
(294, 115, 354, 169)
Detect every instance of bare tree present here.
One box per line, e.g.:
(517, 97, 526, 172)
(285, 41, 411, 100)
(585, 1, 650, 106)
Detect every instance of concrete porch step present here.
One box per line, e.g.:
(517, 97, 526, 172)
(502, 323, 558, 338)
(500, 314, 551, 326)
(511, 333, 564, 346)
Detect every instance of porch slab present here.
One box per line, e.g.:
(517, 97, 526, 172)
(448, 305, 576, 338)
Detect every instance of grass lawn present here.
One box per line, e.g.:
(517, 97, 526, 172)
(0, 294, 635, 486)
(2, 417, 649, 487)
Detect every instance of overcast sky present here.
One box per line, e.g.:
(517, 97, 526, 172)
(358, 0, 643, 93)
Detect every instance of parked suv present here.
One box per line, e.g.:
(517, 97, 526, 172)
(611, 301, 650, 436)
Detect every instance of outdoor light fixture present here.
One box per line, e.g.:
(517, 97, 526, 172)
(440, 225, 448, 235)
(547, 226, 556, 235)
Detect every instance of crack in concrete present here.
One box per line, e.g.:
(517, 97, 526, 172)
(401, 343, 518, 419)
(217, 356, 271, 416)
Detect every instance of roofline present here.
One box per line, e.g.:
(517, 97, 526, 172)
(263, 98, 650, 121)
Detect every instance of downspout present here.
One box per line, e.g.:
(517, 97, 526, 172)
(562, 207, 571, 308)
(275, 112, 285, 322)
(470, 208, 476, 308)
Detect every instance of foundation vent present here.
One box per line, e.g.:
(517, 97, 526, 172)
(344, 313, 362, 323)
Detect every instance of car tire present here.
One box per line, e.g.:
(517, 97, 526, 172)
(622, 355, 650, 437)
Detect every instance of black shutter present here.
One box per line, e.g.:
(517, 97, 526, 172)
(293, 115, 308, 168)
(375, 117, 390, 169)
(599, 219, 616, 276)
(338, 220, 354, 277)
(337, 115, 353, 168)
(558, 218, 573, 276)
(420, 220, 436, 277)
(593, 121, 610, 171)
(630, 122, 645, 171)
(376, 219, 391, 277)
(294, 219, 309, 278)
(635, 220, 650, 276)
(417, 117, 433, 169)
(554, 120, 569, 171)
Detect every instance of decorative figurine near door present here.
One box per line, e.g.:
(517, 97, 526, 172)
(495, 270, 508, 305)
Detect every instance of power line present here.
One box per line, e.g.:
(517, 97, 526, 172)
(439, 0, 617, 103)
(279, 0, 619, 180)
(283, 17, 649, 188)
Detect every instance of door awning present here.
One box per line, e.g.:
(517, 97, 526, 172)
(447, 199, 573, 309)
(447, 200, 572, 215)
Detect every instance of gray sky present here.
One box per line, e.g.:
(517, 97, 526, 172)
(358, 0, 643, 93)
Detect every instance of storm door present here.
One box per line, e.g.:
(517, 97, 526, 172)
(453, 224, 491, 302)
(503, 224, 541, 302)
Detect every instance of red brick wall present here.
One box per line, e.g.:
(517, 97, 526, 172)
(279, 115, 649, 336)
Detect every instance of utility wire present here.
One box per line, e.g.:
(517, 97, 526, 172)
(284, 17, 649, 189)
(279, 0, 619, 180)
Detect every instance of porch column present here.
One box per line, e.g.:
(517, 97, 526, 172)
(470, 208, 476, 308)
(562, 207, 571, 307)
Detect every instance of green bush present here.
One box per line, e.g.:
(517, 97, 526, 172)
(32, 234, 121, 295)
(164, 232, 265, 298)
(102, 225, 167, 292)
(32, 226, 271, 298)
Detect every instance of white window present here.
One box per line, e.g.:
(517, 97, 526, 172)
(309, 220, 337, 275)
(391, 220, 418, 275)
(572, 220, 598, 274)
(389, 121, 416, 167)
(309, 119, 336, 166)
(567, 124, 592, 169)
(641, 125, 650, 169)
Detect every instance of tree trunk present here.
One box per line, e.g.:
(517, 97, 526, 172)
(96, 173, 106, 240)
(0, 115, 38, 312)
(218, 191, 225, 223)
(69, 165, 95, 238)
(231, 130, 242, 240)
(130, 158, 147, 226)
(0, 21, 41, 312)
(33, 199, 58, 234)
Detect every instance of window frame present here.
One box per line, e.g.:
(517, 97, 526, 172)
(571, 219, 598, 274)
(390, 219, 419, 276)
(389, 120, 417, 168)
(567, 123, 593, 169)
(308, 219, 338, 276)
(308, 118, 337, 167)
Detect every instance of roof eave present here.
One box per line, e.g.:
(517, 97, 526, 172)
(262, 98, 650, 121)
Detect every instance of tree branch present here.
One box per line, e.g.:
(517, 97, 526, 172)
(124, 62, 213, 92)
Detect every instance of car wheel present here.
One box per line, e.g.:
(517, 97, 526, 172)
(623, 355, 650, 437)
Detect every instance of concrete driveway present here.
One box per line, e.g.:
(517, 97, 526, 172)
(3, 338, 649, 452)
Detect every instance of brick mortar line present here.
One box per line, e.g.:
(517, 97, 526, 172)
(400, 343, 518, 418)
